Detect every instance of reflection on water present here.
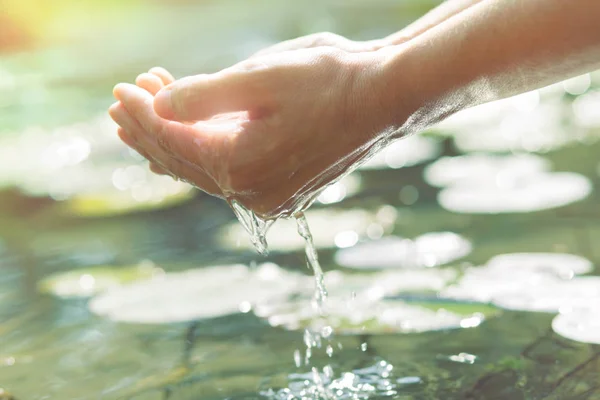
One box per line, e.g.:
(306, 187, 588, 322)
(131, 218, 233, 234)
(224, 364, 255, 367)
(1, 0, 600, 399)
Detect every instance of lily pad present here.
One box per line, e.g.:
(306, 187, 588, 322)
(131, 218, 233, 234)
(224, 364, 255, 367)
(334, 232, 471, 270)
(435, 91, 541, 134)
(413, 299, 500, 318)
(38, 262, 163, 298)
(442, 250, 599, 313)
(218, 208, 397, 252)
(257, 297, 487, 335)
(441, 266, 554, 303)
(572, 91, 600, 128)
(491, 276, 600, 313)
(423, 154, 551, 188)
(254, 269, 467, 334)
(552, 308, 600, 344)
(89, 263, 309, 324)
(359, 135, 441, 171)
(449, 99, 574, 153)
(63, 178, 194, 217)
(0, 115, 124, 193)
(486, 253, 593, 279)
(438, 172, 592, 214)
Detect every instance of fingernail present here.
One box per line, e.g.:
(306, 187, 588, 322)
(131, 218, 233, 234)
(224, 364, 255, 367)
(112, 83, 129, 101)
(154, 87, 175, 120)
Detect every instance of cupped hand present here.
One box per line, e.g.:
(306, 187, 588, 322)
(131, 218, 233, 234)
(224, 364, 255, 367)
(109, 48, 396, 219)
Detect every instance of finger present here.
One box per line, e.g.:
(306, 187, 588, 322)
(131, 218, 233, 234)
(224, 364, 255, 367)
(117, 126, 138, 149)
(113, 104, 223, 196)
(153, 66, 269, 121)
(114, 83, 229, 165)
(149, 67, 175, 85)
(117, 129, 159, 167)
(135, 73, 163, 96)
(109, 101, 154, 145)
(111, 85, 224, 195)
(118, 126, 167, 173)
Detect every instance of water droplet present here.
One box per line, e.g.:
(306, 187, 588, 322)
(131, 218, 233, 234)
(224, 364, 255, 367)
(293, 350, 302, 368)
(326, 345, 334, 357)
(238, 301, 252, 313)
(321, 326, 333, 338)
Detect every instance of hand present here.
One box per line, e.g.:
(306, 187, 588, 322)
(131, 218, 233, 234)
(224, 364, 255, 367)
(252, 32, 385, 58)
(109, 48, 398, 219)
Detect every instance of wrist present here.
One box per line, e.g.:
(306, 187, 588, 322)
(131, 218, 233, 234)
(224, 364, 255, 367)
(352, 46, 430, 137)
(370, 43, 473, 135)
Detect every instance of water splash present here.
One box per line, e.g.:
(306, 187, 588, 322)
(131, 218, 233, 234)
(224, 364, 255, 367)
(261, 360, 419, 400)
(227, 203, 342, 398)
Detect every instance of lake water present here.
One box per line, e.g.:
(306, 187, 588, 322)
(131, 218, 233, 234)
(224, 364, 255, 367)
(1, 0, 600, 399)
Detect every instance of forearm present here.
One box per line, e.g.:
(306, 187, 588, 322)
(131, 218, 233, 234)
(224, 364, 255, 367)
(379, 0, 600, 130)
(383, 0, 484, 45)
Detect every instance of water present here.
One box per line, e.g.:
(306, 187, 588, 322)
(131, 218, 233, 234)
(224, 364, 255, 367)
(295, 212, 328, 312)
(2, 0, 600, 399)
(262, 360, 417, 400)
(228, 201, 335, 397)
(228, 199, 273, 256)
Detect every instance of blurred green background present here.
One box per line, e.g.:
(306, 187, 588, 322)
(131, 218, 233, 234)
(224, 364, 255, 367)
(1, 1, 600, 399)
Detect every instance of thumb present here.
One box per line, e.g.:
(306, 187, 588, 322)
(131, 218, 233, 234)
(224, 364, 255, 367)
(153, 69, 267, 121)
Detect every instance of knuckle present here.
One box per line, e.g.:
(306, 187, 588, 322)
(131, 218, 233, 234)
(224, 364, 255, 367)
(170, 83, 192, 117)
(315, 31, 338, 43)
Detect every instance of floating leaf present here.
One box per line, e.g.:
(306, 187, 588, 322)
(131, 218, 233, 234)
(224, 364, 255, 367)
(334, 232, 471, 270)
(37, 262, 163, 298)
(486, 253, 593, 279)
(63, 180, 194, 217)
(89, 263, 309, 324)
(255, 269, 467, 335)
(552, 308, 600, 344)
(438, 172, 592, 214)
(423, 154, 551, 188)
(442, 252, 599, 312)
(492, 276, 600, 313)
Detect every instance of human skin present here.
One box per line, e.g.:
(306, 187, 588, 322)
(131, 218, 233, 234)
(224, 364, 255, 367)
(109, 0, 600, 219)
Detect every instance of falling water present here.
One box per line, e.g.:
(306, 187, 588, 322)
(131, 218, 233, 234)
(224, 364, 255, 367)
(295, 211, 328, 311)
